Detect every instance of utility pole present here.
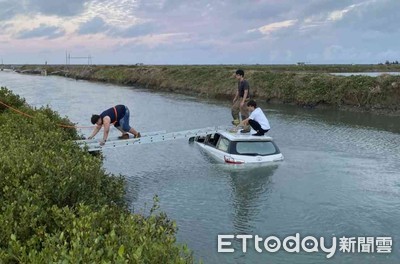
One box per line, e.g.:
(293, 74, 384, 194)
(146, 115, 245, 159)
(65, 51, 92, 65)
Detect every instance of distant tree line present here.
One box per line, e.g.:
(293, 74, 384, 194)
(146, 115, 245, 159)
(379, 60, 399, 65)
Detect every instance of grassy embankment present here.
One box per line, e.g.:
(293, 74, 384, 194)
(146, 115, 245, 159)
(18, 64, 400, 113)
(0, 87, 194, 263)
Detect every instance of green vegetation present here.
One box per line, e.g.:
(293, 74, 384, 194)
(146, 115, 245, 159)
(16, 64, 400, 113)
(0, 87, 193, 263)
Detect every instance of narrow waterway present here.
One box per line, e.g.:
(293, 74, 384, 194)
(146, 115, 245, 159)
(1, 71, 400, 264)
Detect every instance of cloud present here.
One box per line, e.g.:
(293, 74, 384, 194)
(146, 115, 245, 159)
(77, 17, 161, 38)
(85, 0, 139, 27)
(0, 22, 12, 31)
(250, 19, 298, 35)
(78, 16, 108, 35)
(230, 1, 294, 21)
(298, 0, 361, 18)
(1, 0, 400, 64)
(334, 0, 400, 33)
(0, 1, 20, 21)
(0, 0, 88, 21)
(112, 22, 161, 38)
(136, 0, 212, 13)
(28, 0, 88, 17)
(32, 0, 87, 16)
(16, 24, 65, 39)
(327, 7, 353, 21)
(120, 32, 192, 49)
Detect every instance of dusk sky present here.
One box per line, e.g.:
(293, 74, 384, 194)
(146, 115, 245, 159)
(0, 0, 399, 65)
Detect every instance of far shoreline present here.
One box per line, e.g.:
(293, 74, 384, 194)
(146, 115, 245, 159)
(5, 64, 400, 116)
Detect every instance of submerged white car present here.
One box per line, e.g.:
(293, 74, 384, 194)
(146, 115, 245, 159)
(190, 130, 284, 164)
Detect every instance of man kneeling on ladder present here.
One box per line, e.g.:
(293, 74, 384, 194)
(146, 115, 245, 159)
(237, 100, 270, 136)
(88, 104, 141, 145)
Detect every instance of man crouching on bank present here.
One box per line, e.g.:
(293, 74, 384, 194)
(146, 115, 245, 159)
(88, 104, 141, 145)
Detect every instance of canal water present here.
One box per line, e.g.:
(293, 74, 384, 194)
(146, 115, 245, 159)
(330, 72, 400, 77)
(1, 71, 400, 264)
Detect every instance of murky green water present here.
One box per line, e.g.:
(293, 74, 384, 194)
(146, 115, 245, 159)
(1, 71, 400, 263)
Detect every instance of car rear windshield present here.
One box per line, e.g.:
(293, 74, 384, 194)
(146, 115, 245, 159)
(232, 141, 278, 156)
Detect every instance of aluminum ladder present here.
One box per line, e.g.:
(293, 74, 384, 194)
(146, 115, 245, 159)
(75, 126, 230, 152)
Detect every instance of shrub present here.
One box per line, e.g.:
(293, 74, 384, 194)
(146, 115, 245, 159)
(0, 87, 26, 112)
(0, 87, 194, 263)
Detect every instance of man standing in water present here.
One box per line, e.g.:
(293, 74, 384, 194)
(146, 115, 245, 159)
(237, 100, 270, 136)
(88, 104, 141, 145)
(231, 69, 250, 133)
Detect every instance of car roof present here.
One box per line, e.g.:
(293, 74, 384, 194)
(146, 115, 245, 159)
(217, 130, 273, 141)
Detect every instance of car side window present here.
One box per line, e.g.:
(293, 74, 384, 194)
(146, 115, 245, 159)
(207, 133, 220, 147)
(216, 137, 229, 152)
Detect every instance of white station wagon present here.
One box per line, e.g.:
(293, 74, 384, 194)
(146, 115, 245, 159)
(190, 130, 284, 164)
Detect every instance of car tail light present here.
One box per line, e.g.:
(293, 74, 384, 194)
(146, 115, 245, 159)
(224, 155, 245, 164)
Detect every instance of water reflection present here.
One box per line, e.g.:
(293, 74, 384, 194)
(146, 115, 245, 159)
(196, 146, 279, 233)
(260, 102, 400, 134)
(223, 164, 278, 234)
